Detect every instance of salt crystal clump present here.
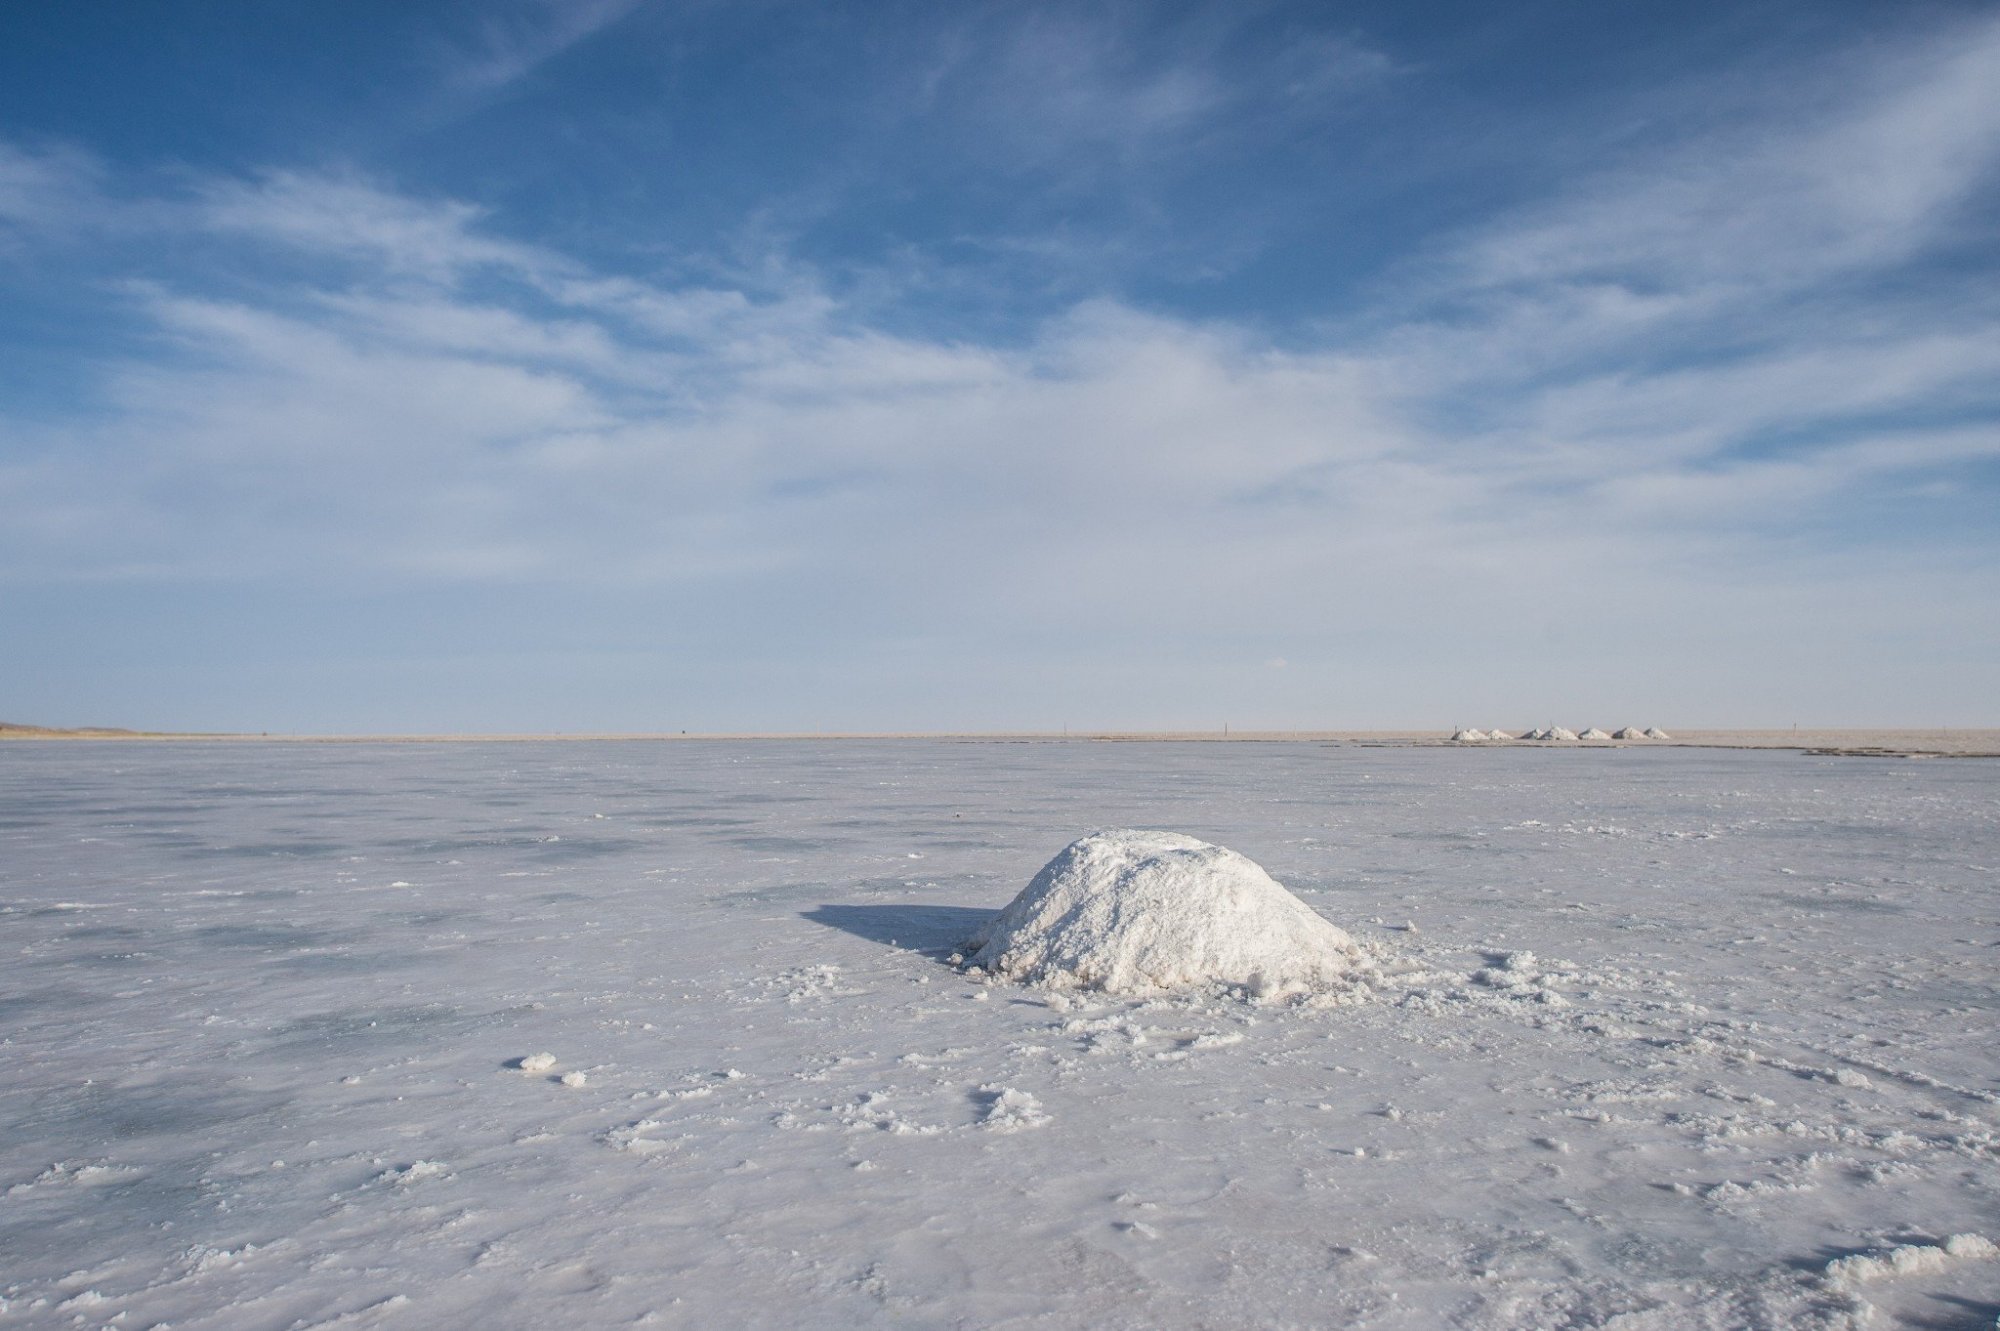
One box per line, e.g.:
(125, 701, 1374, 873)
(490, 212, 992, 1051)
(517, 1052, 556, 1073)
(1824, 1233, 1997, 1286)
(965, 830, 1364, 998)
(978, 1085, 1050, 1132)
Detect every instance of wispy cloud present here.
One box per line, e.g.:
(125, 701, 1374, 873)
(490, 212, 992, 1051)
(444, 0, 646, 93)
(197, 171, 554, 282)
(0, 141, 105, 243)
(1454, 16, 2000, 296)
(913, 7, 1396, 174)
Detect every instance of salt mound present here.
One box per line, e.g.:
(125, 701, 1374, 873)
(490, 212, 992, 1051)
(965, 830, 1364, 998)
(1451, 728, 1487, 742)
(1578, 727, 1612, 740)
(1547, 727, 1580, 742)
(1644, 726, 1671, 739)
(1612, 727, 1644, 740)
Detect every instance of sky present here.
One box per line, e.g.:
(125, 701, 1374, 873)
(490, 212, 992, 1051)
(1, 0, 1997, 734)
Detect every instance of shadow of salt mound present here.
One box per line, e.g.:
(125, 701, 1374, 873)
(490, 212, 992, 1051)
(1920, 1295, 2000, 1331)
(802, 904, 993, 955)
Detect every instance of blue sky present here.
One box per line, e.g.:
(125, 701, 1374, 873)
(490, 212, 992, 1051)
(2, 1, 1997, 732)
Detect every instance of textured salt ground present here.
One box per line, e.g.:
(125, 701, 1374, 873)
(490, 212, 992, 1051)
(0, 741, 1996, 1329)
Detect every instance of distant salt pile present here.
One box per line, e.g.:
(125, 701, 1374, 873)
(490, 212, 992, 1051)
(1522, 728, 1549, 741)
(1547, 727, 1580, 742)
(965, 830, 1364, 999)
(1644, 726, 1671, 739)
(1577, 727, 1612, 740)
(1451, 728, 1488, 742)
(1612, 727, 1645, 739)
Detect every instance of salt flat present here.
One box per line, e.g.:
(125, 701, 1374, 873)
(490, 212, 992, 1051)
(1, 740, 1995, 1329)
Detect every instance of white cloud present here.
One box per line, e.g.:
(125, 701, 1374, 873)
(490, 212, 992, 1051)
(198, 171, 553, 282)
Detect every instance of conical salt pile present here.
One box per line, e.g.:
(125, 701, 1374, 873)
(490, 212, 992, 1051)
(965, 830, 1364, 998)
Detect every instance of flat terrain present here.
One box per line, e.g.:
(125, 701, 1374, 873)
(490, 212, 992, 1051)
(6, 724, 1998, 757)
(1, 740, 1996, 1328)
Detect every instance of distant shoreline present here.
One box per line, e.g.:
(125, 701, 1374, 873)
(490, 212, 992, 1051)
(3, 724, 1996, 758)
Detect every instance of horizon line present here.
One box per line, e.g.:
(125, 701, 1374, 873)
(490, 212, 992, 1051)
(4, 725, 1998, 757)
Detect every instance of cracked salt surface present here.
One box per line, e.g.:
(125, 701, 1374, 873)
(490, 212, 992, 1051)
(0, 739, 1996, 1328)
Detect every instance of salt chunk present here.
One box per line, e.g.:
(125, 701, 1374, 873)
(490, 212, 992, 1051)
(978, 1085, 1050, 1132)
